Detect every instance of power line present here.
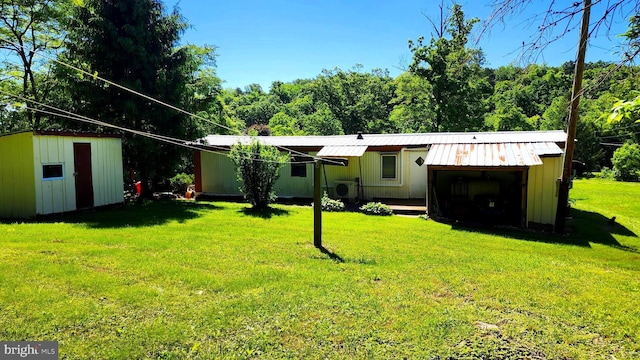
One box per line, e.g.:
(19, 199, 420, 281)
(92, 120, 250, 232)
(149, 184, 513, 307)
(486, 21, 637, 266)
(597, 121, 640, 134)
(0, 90, 318, 165)
(26, 105, 316, 165)
(0, 37, 342, 164)
(600, 142, 624, 147)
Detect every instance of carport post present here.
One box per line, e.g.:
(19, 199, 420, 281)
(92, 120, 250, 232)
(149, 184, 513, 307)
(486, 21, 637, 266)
(314, 160, 322, 248)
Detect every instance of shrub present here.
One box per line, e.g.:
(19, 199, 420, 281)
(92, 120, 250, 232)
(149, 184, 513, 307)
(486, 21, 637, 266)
(229, 138, 287, 209)
(596, 167, 614, 179)
(169, 173, 194, 193)
(612, 142, 640, 181)
(320, 192, 345, 212)
(360, 202, 393, 216)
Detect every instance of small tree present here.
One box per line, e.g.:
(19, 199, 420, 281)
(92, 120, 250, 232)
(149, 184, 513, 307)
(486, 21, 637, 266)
(229, 138, 287, 209)
(612, 142, 640, 181)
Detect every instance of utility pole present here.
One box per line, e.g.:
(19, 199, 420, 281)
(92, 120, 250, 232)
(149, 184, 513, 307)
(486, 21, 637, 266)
(555, 0, 591, 233)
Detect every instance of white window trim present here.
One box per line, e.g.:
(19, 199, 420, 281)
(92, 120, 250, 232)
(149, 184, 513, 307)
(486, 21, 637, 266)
(42, 163, 65, 181)
(380, 153, 398, 180)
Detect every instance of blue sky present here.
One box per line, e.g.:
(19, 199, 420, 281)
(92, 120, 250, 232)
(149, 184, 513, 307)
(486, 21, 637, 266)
(165, 0, 631, 90)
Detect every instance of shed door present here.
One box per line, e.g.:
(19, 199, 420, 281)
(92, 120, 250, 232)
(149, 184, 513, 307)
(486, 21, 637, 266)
(74, 143, 94, 209)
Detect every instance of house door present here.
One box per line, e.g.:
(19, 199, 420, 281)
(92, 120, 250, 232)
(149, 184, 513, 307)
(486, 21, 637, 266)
(409, 151, 427, 198)
(73, 143, 94, 209)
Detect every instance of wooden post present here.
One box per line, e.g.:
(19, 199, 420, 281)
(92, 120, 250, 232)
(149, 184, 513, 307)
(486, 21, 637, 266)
(555, 0, 591, 233)
(314, 160, 322, 248)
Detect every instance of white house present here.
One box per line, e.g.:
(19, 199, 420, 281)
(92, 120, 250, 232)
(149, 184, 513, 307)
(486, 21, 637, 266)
(192, 130, 566, 228)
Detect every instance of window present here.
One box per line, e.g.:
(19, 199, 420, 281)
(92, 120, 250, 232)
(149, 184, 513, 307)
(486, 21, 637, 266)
(43, 164, 64, 180)
(291, 154, 308, 177)
(381, 154, 397, 179)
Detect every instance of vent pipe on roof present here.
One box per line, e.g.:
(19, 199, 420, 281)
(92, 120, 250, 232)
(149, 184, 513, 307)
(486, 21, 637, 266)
(357, 131, 363, 140)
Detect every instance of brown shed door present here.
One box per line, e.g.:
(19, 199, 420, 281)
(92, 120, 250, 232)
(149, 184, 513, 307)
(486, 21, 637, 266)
(74, 143, 94, 209)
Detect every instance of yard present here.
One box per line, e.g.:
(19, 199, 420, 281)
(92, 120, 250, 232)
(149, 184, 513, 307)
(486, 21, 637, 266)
(1, 178, 638, 359)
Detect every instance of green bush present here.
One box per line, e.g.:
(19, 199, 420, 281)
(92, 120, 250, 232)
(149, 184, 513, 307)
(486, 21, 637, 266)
(320, 192, 345, 212)
(596, 167, 615, 179)
(169, 173, 194, 193)
(360, 202, 393, 216)
(612, 142, 640, 181)
(229, 138, 287, 209)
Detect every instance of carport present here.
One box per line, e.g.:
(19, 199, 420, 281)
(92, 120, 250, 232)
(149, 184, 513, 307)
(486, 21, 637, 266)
(425, 142, 563, 227)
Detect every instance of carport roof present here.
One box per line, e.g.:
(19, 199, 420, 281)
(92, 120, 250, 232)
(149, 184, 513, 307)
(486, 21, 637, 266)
(316, 145, 368, 157)
(425, 142, 562, 167)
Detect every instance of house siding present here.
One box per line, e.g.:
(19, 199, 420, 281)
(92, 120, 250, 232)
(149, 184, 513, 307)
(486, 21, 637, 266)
(199, 149, 426, 200)
(527, 156, 563, 225)
(32, 135, 124, 215)
(323, 151, 409, 199)
(274, 160, 314, 198)
(200, 151, 241, 195)
(0, 132, 37, 218)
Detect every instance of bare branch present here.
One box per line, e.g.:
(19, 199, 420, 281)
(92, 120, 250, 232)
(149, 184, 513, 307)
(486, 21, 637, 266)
(479, 0, 640, 64)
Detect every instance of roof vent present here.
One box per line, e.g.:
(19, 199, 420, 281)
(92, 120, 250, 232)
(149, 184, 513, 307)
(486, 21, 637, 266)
(357, 131, 363, 140)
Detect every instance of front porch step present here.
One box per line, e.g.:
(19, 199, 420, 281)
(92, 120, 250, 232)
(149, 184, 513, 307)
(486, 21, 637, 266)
(386, 204, 427, 215)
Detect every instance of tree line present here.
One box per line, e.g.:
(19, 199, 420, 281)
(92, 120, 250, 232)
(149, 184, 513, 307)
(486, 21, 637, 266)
(2, 0, 640, 191)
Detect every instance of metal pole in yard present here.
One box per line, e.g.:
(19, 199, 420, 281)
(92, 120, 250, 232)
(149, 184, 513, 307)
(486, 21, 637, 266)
(314, 160, 322, 248)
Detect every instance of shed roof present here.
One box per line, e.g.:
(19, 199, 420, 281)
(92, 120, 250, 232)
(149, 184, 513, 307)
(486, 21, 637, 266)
(196, 130, 566, 149)
(424, 142, 562, 167)
(0, 130, 121, 139)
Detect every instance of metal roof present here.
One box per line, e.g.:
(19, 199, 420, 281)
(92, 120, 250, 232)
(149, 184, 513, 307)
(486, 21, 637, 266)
(425, 142, 550, 167)
(316, 145, 368, 157)
(195, 130, 567, 149)
(532, 141, 564, 156)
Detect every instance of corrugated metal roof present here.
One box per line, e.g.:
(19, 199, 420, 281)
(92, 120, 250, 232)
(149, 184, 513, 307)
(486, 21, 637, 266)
(425, 143, 544, 167)
(194, 130, 567, 148)
(532, 142, 564, 156)
(316, 145, 368, 157)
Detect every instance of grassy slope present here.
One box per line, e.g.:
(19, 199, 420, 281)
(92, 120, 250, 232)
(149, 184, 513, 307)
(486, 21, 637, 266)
(0, 178, 638, 359)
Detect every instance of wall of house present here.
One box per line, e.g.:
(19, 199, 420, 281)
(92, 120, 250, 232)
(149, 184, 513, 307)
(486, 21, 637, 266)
(32, 135, 124, 215)
(527, 156, 563, 226)
(200, 151, 242, 195)
(0, 133, 37, 218)
(274, 158, 314, 198)
(200, 151, 316, 197)
(323, 150, 426, 199)
(199, 148, 429, 200)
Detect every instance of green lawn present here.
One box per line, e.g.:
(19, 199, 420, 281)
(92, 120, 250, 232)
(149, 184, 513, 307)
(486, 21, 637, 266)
(1, 178, 639, 359)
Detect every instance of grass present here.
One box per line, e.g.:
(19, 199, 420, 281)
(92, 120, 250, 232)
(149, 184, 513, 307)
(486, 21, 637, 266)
(0, 178, 639, 359)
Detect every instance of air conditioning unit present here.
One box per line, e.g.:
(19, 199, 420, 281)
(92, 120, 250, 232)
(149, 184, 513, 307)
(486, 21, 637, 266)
(334, 180, 356, 201)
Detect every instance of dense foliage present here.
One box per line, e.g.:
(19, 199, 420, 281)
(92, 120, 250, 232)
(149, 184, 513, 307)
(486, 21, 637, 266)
(0, 0, 74, 130)
(612, 143, 640, 181)
(229, 138, 287, 209)
(408, 4, 490, 132)
(56, 0, 215, 197)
